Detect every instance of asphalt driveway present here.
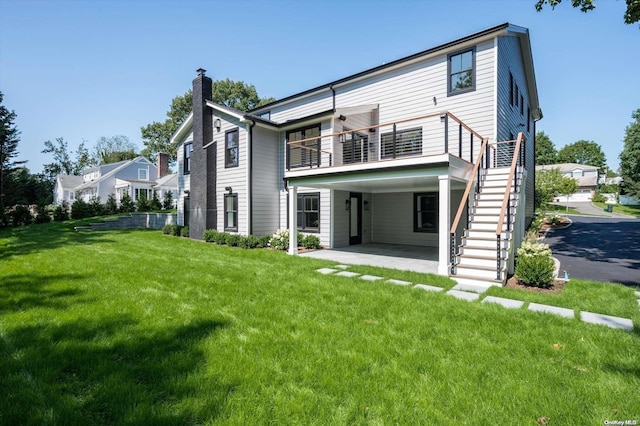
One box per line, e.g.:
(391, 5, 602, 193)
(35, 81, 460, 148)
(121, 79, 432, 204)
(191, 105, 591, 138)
(545, 215, 640, 286)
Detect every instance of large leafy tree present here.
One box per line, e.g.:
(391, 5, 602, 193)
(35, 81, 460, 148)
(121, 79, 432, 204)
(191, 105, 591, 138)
(535, 0, 640, 25)
(92, 135, 138, 165)
(141, 80, 275, 163)
(619, 109, 640, 197)
(535, 131, 557, 165)
(556, 140, 606, 171)
(0, 91, 25, 214)
(42, 137, 91, 179)
(535, 167, 578, 211)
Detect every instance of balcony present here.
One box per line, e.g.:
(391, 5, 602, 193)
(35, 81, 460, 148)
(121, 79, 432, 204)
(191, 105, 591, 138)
(285, 111, 487, 178)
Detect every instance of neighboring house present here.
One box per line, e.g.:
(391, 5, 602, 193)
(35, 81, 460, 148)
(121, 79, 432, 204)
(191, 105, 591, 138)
(536, 163, 599, 201)
(53, 154, 175, 206)
(154, 172, 178, 208)
(174, 22, 542, 287)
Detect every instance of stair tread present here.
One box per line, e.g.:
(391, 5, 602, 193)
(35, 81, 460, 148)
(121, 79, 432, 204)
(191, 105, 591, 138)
(451, 274, 503, 284)
(456, 263, 503, 272)
(456, 253, 506, 261)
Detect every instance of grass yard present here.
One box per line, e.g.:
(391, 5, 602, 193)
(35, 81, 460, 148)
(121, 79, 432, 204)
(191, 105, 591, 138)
(593, 201, 640, 218)
(1, 222, 639, 425)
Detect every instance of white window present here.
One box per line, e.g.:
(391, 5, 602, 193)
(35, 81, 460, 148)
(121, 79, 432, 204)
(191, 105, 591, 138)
(138, 169, 148, 180)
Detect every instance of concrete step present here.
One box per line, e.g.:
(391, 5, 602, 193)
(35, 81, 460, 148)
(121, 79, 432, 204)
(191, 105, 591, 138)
(451, 281, 496, 293)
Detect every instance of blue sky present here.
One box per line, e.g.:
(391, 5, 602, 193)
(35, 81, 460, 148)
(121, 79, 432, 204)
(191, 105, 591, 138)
(1, 0, 638, 173)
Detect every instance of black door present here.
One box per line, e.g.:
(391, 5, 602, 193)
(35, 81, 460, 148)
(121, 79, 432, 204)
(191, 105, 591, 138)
(349, 192, 362, 245)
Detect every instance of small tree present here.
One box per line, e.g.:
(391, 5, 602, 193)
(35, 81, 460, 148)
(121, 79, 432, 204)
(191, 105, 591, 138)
(53, 201, 69, 221)
(88, 196, 103, 217)
(558, 176, 578, 211)
(136, 191, 150, 212)
(105, 193, 118, 214)
(162, 191, 173, 210)
(149, 190, 162, 210)
(119, 193, 135, 213)
(71, 199, 90, 219)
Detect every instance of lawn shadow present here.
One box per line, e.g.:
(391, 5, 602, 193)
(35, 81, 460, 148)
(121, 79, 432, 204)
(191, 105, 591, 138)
(0, 272, 91, 312)
(0, 316, 233, 424)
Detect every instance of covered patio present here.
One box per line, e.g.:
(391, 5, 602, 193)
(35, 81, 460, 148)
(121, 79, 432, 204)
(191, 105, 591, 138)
(299, 243, 439, 274)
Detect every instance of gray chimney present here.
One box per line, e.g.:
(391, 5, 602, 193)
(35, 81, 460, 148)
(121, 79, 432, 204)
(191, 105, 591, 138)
(189, 68, 214, 240)
(157, 152, 169, 178)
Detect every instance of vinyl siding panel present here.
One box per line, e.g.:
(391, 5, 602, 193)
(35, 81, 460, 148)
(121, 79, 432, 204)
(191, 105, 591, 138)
(332, 190, 350, 247)
(371, 192, 439, 247)
(497, 35, 535, 225)
(251, 126, 280, 236)
(269, 91, 333, 123)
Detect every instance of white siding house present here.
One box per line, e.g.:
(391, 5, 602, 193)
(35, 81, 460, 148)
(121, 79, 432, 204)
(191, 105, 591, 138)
(536, 163, 599, 201)
(175, 23, 542, 287)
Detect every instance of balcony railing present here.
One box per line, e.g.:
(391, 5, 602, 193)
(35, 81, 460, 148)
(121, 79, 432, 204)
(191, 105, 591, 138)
(285, 111, 486, 171)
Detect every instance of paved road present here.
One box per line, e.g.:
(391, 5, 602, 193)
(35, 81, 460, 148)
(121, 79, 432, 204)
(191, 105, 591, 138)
(545, 215, 640, 286)
(550, 201, 632, 217)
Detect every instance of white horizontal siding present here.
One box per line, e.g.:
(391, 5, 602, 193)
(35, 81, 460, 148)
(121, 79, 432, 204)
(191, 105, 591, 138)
(252, 126, 280, 237)
(371, 192, 438, 247)
(269, 91, 333, 123)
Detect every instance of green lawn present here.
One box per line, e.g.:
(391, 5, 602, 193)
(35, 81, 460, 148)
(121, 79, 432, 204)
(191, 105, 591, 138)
(1, 222, 639, 425)
(593, 201, 640, 218)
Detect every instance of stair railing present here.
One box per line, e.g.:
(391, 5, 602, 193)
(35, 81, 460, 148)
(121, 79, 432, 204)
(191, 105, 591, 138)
(494, 132, 526, 281)
(449, 137, 490, 274)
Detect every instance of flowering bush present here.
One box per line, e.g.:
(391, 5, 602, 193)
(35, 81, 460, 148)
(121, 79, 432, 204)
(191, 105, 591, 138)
(269, 229, 290, 251)
(515, 241, 554, 288)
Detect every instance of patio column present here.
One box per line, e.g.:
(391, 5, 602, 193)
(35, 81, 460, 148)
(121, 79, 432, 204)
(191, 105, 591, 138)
(288, 184, 298, 255)
(438, 175, 451, 276)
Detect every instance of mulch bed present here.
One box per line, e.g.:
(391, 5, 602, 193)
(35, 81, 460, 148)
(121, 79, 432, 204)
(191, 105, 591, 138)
(505, 276, 567, 293)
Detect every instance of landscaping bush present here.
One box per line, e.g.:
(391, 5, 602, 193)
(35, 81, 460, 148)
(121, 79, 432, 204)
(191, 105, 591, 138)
(11, 205, 33, 226)
(119, 193, 135, 213)
(136, 192, 151, 212)
(225, 233, 242, 247)
(515, 241, 555, 288)
(203, 229, 218, 242)
(162, 224, 173, 235)
(172, 225, 183, 236)
(88, 196, 104, 217)
(71, 199, 90, 219)
(105, 194, 118, 215)
(592, 193, 607, 203)
(162, 191, 174, 210)
(301, 234, 321, 249)
(34, 211, 51, 224)
(149, 190, 162, 211)
(257, 234, 272, 248)
(240, 234, 259, 249)
(269, 229, 289, 251)
(53, 203, 69, 222)
(180, 226, 189, 238)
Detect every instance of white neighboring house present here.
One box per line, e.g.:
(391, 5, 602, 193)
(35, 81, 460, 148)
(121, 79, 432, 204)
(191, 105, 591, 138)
(53, 155, 175, 206)
(536, 163, 599, 201)
(154, 173, 178, 208)
(173, 22, 542, 287)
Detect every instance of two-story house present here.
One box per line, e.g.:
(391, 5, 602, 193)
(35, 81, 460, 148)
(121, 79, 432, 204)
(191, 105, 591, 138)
(536, 163, 599, 201)
(174, 22, 542, 288)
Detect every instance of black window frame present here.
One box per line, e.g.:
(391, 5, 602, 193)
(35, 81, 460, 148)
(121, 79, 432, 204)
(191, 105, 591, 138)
(287, 124, 321, 169)
(414, 192, 438, 233)
(447, 47, 476, 96)
(224, 193, 238, 231)
(225, 128, 239, 168)
(380, 127, 423, 159)
(183, 142, 193, 175)
(297, 192, 320, 233)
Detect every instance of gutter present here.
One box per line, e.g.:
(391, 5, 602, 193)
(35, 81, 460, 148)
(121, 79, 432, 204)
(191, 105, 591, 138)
(248, 120, 255, 235)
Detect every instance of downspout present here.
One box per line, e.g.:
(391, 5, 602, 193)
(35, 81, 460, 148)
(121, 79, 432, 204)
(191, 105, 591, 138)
(330, 84, 336, 112)
(248, 120, 255, 235)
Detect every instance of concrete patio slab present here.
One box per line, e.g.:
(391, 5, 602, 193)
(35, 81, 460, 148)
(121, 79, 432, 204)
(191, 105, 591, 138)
(335, 265, 350, 269)
(360, 275, 383, 281)
(580, 312, 634, 331)
(316, 268, 338, 275)
(335, 271, 360, 278)
(299, 243, 438, 274)
(452, 283, 492, 294)
(446, 289, 480, 301)
(482, 296, 524, 309)
(414, 284, 444, 292)
(528, 303, 574, 319)
(387, 279, 412, 286)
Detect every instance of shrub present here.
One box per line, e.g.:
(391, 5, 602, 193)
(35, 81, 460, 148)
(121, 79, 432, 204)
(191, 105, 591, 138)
(71, 199, 90, 219)
(225, 233, 242, 247)
(301, 234, 321, 249)
(203, 229, 218, 242)
(240, 234, 259, 249)
(34, 211, 51, 224)
(11, 205, 33, 226)
(162, 224, 173, 235)
(53, 203, 69, 221)
(211, 231, 229, 245)
(180, 226, 189, 237)
(88, 196, 104, 217)
(119, 193, 135, 213)
(136, 192, 151, 212)
(257, 234, 272, 248)
(269, 229, 289, 251)
(105, 194, 118, 215)
(162, 191, 174, 210)
(172, 225, 183, 236)
(515, 241, 555, 288)
(149, 190, 162, 211)
(592, 193, 607, 203)
(548, 212, 563, 225)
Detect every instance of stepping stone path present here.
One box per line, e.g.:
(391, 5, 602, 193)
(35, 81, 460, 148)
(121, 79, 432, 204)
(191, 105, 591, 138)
(315, 265, 635, 332)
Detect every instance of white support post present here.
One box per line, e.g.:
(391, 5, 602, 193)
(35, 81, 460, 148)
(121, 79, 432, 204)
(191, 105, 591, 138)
(438, 175, 451, 276)
(288, 185, 298, 255)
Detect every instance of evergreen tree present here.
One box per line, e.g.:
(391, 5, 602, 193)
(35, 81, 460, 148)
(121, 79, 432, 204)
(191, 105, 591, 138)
(0, 91, 25, 218)
(619, 109, 640, 197)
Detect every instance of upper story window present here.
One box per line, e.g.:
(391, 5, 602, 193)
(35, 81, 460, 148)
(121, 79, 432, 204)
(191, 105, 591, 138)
(184, 142, 193, 175)
(138, 168, 148, 180)
(225, 128, 239, 168)
(448, 48, 475, 95)
(287, 125, 321, 168)
(381, 127, 423, 159)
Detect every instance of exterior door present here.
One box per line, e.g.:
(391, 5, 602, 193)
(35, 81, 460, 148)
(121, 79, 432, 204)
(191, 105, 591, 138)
(349, 192, 362, 245)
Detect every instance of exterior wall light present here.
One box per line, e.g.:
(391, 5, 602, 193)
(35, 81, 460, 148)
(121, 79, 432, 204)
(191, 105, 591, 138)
(214, 118, 222, 132)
